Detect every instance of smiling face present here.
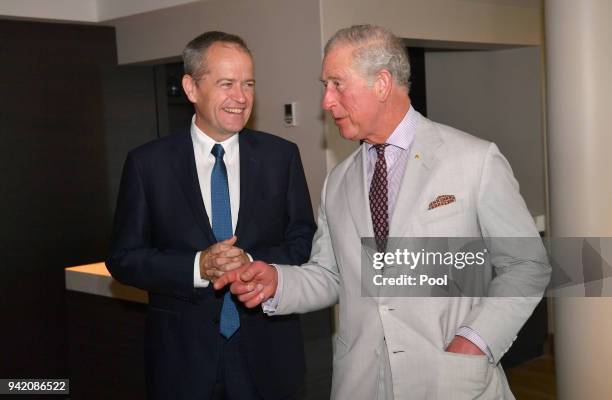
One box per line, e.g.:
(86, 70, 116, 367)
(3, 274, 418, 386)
(320, 45, 383, 143)
(182, 42, 254, 141)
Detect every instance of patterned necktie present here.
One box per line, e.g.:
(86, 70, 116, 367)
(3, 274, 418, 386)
(370, 144, 389, 253)
(210, 144, 240, 339)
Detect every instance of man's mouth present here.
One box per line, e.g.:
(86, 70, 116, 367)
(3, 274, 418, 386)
(223, 107, 244, 114)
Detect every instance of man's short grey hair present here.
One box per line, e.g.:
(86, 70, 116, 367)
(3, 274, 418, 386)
(324, 24, 410, 92)
(182, 31, 252, 80)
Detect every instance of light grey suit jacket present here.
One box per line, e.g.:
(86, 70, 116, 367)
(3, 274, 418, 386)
(274, 112, 551, 399)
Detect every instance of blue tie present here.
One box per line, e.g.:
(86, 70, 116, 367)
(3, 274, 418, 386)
(211, 144, 240, 338)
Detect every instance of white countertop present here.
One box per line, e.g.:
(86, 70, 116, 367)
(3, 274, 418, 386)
(65, 262, 147, 303)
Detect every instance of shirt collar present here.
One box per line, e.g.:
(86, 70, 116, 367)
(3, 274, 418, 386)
(367, 105, 418, 152)
(190, 114, 239, 156)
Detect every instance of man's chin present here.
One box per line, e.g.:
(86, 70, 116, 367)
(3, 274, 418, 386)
(221, 122, 247, 134)
(338, 129, 360, 142)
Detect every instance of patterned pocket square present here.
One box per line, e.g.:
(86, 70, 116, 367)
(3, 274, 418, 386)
(428, 194, 456, 210)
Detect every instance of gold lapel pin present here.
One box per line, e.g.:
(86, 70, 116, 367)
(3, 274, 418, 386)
(415, 153, 421, 160)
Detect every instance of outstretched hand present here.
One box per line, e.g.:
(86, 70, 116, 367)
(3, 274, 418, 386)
(214, 261, 278, 308)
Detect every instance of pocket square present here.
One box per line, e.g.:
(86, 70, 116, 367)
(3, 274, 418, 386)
(428, 195, 456, 210)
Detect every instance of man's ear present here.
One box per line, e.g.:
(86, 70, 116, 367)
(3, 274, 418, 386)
(374, 69, 393, 102)
(182, 74, 197, 104)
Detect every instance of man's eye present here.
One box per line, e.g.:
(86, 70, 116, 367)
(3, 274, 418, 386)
(244, 82, 255, 89)
(220, 82, 232, 88)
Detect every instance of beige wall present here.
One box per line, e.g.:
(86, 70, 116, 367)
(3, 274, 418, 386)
(320, 0, 543, 169)
(546, 1, 612, 398)
(97, 0, 199, 21)
(0, 0, 97, 22)
(425, 46, 545, 217)
(320, 0, 541, 46)
(0, 0, 200, 22)
(107, 0, 327, 209)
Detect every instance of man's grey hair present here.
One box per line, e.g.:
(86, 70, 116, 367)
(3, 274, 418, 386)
(182, 31, 252, 80)
(324, 24, 410, 92)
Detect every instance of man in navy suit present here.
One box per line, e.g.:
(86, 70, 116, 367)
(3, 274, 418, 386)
(106, 31, 316, 400)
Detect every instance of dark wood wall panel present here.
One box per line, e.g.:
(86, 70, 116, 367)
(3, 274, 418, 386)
(0, 19, 118, 379)
(67, 292, 146, 400)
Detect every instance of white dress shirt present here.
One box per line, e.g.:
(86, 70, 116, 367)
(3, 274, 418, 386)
(190, 116, 241, 287)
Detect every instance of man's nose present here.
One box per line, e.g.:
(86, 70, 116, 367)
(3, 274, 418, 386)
(232, 85, 247, 103)
(321, 87, 335, 110)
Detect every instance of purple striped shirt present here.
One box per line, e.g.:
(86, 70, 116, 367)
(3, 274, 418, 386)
(366, 106, 418, 218)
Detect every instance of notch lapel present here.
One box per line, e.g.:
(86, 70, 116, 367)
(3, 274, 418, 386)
(235, 131, 259, 238)
(389, 114, 442, 237)
(171, 131, 216, 243)
(345, 144, 374, 239)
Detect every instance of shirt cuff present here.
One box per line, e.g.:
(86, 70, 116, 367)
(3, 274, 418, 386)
(262, 264, 282, 315)
(193, 251, 210, 288)
(456, 326, 493, 362)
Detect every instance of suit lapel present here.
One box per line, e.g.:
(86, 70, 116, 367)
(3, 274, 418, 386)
(171, 131, 216, 243)
(345, 144, 374, 239)
(235, 131, 259, 238)
(345, 114, 443, 239)
(389, 113, 442, 237)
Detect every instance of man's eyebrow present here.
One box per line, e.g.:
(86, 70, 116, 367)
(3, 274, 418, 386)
(320, 75, 341, 82)
(215, 78, 256, 83)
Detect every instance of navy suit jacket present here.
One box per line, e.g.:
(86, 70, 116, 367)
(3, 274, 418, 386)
(106, 128, 316, 400)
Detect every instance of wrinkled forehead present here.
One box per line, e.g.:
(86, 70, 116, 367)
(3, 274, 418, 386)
(321, 45, 356, 79)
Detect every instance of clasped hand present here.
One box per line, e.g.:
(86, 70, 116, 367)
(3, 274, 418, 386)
(213, 261, 278, 308)
(200, 236, 250, 282)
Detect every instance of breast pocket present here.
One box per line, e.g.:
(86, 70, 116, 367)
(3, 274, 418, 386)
(418, 196, 479, 237)
(421, 199, 464, 223)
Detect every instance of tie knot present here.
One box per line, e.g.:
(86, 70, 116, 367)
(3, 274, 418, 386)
(373, 144, 387, 159)
(211, 144, 225, 160)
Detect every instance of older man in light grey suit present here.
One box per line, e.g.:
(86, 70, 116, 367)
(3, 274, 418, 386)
(215, 25, 550, 399)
